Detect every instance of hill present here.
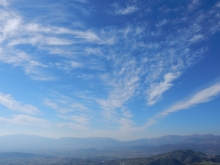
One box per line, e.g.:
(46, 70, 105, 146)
(101, 150, 220, 165)
(0, 134, 220, 156)
(0, 150, 219, 165)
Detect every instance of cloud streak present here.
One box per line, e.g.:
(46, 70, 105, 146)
(44, 93, 89, 114)
(0, 0, 8, 6)
(143, 81, 220, 128)
(0, 92, 40, 115)
(0, 115, 50, 127)
(57, 114, 90, 130)
(115, 6, 138, 15)
(0, 5, 112, 80)
(147, 72, 180, 106)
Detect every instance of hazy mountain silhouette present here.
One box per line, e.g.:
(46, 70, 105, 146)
(0, 152, 37, 158)
(0, 134, 220, 156)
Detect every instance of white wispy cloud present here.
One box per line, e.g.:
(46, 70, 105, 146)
(156, 19, 169, 27)
(216, 2, 220, 8)
(1, 0, 216, 85)
(44, 99, 73, 114)
(0, 0, 8, 6)
(0, 92, 40, 115)
(57, 122, 89, 130)
(93, 0, 220, 129)
(8, 35, 73, 46)
(118, 117, 134, 132)
(190, 34, 204, 43)
(3, 18, 21, 35)
(143, 81, 220, 128)
(97, 57, 139, 120)
(71, 30, 101, 42)
(0, 49, 54, 81)
(122, 109, 133, 118)
(0, 0, 219, 133)
(70, 61, 83, 68)
(70, 115, 90, 125)
(56, 114, 91, 130)
(0, 10, 55, 80)
(85, 47, 103, 56)
(0, 115, 50, 127)
(95, 16, 214, 123)
(74, 0, 88, 3)
(57, 113, 90, 130)
(0, 5, 110, 80)
(188, 0, 200, 10)
(44, 94, 89, 114)
(0, 11, 21, 43)
(210, 21, 220, 34)
(147, 72, 180, 106)
(115, 5, 138, 15)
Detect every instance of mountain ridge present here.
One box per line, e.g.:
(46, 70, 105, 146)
(101, 150, 220, 165)
(0, 134, 220, 156)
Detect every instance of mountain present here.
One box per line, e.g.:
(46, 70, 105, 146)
(0, 152, 37, 158)
(0, 134, 220, 156)
(0, 134, 121, 154)
(101, 150, 220, 165)
(0, 150, 219, 165)
(124, 134, 220, 146)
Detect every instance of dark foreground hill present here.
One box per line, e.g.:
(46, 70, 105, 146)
(0, 150, 219, 165)
(101, 150, 220, 165)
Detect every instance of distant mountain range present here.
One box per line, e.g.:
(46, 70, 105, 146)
(101, 150, 220, 165)
(0, 134, 220, 156)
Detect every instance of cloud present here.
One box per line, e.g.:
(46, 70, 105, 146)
(94, 15, 215, 122)
(0, 0, 8, 6)
(97, 57, 139, 120)
(44, 99, 73, 114)
(216, 2, 220, 8)
(210, 21, 220, 34)
(156, 19, 169, 27)
(70, 115, 90, 125)
(71, 0, 88, 3)
(85, 47, 102, 56)
(44, 94, 88, 114)
(190, 34, 204, 43)
(0, 49, 54, 81)
(0, 6, 109, 80)
(144, 81, 220, 128)
(57, 122, 88, 130)
(115, 6, 138, 15)
(188, 0, 200, 10)
(57, 113, 90, 130)
(8, 36, 73, 46)
(71, 30, 101, 42)
(122, 110, 132, 118)
(118, 118, 134, 132)
(0, 92, 40, 115)
(147, 72, 180, 106)
(0, 115, 50, 127)
(3, 18, 21, 35)
(1, 0, 217, 84)
(0, 0, 219, 133)
(70, 61, 83, 68)
(0, 10, 56, 80)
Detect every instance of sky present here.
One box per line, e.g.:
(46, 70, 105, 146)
(0, 0, 219, 140)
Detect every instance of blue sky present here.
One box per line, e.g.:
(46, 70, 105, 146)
(0, 0, 220, 140)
